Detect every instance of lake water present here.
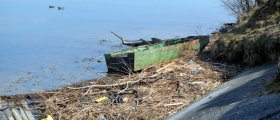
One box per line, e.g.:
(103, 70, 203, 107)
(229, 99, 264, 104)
(0, 0, 235, 95)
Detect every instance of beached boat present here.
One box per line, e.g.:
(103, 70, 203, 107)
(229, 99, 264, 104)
(104, 36, 209, 73)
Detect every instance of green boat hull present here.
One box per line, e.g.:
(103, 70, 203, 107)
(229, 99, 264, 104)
(104, 36, 209, 73)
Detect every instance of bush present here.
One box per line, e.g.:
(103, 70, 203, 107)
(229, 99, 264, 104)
(222, 0, 257, 16)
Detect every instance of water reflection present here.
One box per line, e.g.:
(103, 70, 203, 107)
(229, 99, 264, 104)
(0, 0, 235, 95)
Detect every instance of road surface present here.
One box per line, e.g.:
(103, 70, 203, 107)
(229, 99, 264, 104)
(169, 64, 280, 120)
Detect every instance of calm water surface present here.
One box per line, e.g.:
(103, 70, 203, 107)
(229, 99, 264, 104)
(0, 0, 235, 95)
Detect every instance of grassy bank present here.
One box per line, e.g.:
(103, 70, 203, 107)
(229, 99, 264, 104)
(211, 0, 280, 66)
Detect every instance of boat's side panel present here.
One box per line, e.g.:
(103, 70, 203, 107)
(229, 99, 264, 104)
(104, 53, 135, 73)
(133, 39, 206, 71)
(197, 36, 210, 51)
(104, 36, 209, 72)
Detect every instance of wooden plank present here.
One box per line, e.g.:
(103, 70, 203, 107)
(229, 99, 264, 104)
(0, 110, 8, 120)
(1, 100, 15, 120)
(0, 99, 2, 108)
(23, 109, 35, 120)
(0, 99, 8, 120)
(4, 108, 15, 120)
(18, 107, 28, 120)
(11, 108, 23, 120)
(21, 101, 35, 120)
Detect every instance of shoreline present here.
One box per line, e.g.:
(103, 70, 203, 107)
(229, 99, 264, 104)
(0, 51, 242, 119)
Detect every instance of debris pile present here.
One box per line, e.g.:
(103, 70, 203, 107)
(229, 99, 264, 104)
(31, 54, 239, 119)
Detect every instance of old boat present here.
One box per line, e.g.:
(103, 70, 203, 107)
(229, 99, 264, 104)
(104, 36, 209, 73)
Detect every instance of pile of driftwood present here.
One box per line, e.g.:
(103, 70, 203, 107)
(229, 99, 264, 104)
(25, 52, 240, 120)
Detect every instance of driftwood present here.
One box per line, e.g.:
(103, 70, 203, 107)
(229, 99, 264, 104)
(163, 103, 183, 107)
(67, 79, 142, 90)
(11, 107, 22, 120)
(156, 62, 175, 73)
(67, 73, 159, 90)
(67, 73, 160, 90)
(111, 32, 161, 47)
(22, 55, 241, 120)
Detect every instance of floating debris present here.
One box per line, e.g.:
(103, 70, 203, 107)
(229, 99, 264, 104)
(28, 53, 240, 119)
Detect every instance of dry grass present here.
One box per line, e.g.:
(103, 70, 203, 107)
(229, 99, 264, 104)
(27, 53, 240, 120)
(211, 0, 280, 66)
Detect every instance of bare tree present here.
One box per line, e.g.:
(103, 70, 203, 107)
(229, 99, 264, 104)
(222, 0, 257, 16)
(255, 0, 267, 6)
